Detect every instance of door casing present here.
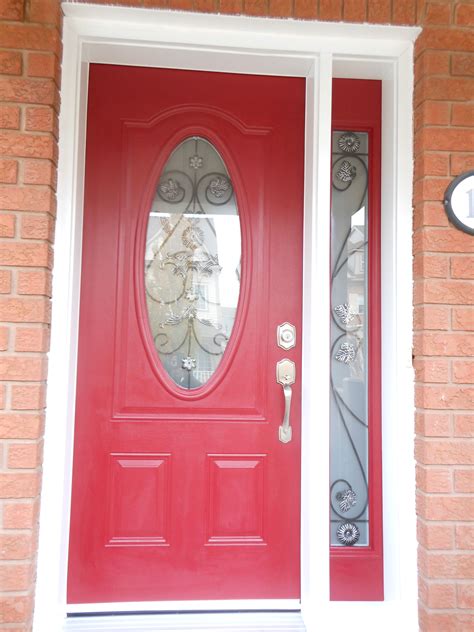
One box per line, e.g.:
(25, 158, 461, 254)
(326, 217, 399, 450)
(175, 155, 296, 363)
(35, 4, 419, 630)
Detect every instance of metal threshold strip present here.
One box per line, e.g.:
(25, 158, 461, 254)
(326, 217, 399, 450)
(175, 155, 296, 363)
(64, 611, 306, 631)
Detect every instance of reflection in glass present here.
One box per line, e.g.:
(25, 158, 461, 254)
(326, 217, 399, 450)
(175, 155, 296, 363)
(330, 131, 369, 546)
(144, 137, 241, 390)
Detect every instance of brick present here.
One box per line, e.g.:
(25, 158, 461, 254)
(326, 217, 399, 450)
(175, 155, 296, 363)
(319, 0, 342, 21)
(413, 201, 449, 229)
(0, 533, 32, 560)
(416, 438, 474, 465)
(0, 131, 54, 160)
(452, 307, 474, 330)
(0, 383, 5, 408)
(452, 52, 474, 76)
(0, 564, 31, 592)
(218, 0, 243, 14)
(0, 24, 59, 52)
(424, 1, 452, 25)
(0, 77, 55, 106)
(17, 269, 52, 296)
(418, 609, 473, 631)
(415, 50, 450, 83)
(0, 325, 9, 350)
(0, 213, 15, 237)
(415, 153, 450, 179)
(0, 50, 22, 76)
(27, 51, 57, 80)
(414, 358, 449, 383)
(243, 0, 268, 16)
(455, 3, 474, 27)
(0, 185, 54, 212)
(451, 153, 474, 176)
(451, 256, 474, 279)
(415, 279, 474, 305)
(0, 356, 47, 380)
(0, 298, 50, 323)
(8, 442, 43, 469)
(23, 160, 55, 187)
(25, 106, 54, 133)
(413, 253, 449, 279)
(0, 473, 40, 498)
(419, 550, 474, 579)
(28, 0, 61, 25)
(414, 332, 474, 356)
(15, 326, 49, 352)
(168, 0, 194, 9)
(416, 384, 473, 410)
(414, 101, 450, 129)
(11, 384, 46, 410)
(414, 227, 474, 254)
(367, 0, 390, 23)
(418, 521, 454, 550)
(457, 584, 474, 609)
(454, 469, 474, 493)
(414, 305, 450, 330)
(0, 0, 24, 20)
(416, 27, 474, 53)
(0, 596, 32, 624)
(456, 524, 474, 549)
(0, 242, 51, 267)
(392, 0, 416, 25)
(416, 465, 452, 493)
(3, 501, 37, 529)
(193, 0, 216, 12)
(416, 412, 452, 437)
(419, 578, 456, 608)
(0, 105, 20, 130)
(416, 126, 474, 153)
(414, 177, 452, 204)
(452, 360, 474, 384)
(451, 103, 474, 127)
(21, 213, 54, 240)
(0, 413, 43, 439)
(0, 159, 18, 184)
(454, 414, 474, 437)
(268, 0, 293, 18)
(342, 0, 365, 22)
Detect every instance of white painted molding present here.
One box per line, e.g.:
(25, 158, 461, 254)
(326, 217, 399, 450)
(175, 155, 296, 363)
(34, 3, 419, 631)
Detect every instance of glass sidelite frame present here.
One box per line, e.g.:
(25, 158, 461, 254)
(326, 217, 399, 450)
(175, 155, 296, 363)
(330, 79, 383, 602)
(144, 137, 241, 390)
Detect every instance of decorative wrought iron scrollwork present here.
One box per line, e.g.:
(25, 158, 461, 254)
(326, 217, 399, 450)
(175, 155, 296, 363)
(330, 131, 369, 546)
(145, 136, 241, 390)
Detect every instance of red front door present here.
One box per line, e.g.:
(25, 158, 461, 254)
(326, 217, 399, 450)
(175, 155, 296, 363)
(68, 65, 305, 604)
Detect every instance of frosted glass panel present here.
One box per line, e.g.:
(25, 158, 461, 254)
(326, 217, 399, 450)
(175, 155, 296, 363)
(145, 137, 241, 390)
(330, 131, 369, 547)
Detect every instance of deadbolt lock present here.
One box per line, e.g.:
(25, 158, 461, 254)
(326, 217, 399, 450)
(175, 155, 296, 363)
(277, 322, 296, 350)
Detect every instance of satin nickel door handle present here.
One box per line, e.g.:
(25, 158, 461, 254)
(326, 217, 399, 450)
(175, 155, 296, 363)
(276, 359, 295, 443)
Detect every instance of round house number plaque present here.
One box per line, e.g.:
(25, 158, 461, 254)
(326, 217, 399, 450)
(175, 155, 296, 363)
(443, 170, 474, 236)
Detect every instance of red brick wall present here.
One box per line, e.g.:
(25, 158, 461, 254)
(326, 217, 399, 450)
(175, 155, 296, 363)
(0, 1, 472, 630)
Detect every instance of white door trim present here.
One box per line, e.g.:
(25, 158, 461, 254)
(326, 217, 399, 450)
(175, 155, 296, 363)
(35, 4, 419, 631)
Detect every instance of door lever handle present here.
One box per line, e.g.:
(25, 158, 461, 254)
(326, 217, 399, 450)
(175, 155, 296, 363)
(276, 359, 295, 444)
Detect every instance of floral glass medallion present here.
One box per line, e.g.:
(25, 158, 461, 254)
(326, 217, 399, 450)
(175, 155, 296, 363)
(144, 137, 241, 389)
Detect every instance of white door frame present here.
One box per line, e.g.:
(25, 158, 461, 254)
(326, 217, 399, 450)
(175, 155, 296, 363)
(34, 4, 419, 631)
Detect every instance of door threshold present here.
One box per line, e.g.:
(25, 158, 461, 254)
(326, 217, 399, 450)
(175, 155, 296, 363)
(64, 611, 306, 631)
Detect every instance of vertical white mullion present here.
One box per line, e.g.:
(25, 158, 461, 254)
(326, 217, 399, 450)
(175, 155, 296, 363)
(34, 22, 88, 632)
(300, 52, 333, 630)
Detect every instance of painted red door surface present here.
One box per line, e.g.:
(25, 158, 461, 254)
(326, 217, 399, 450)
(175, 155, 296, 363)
(68, 65, 305, 604)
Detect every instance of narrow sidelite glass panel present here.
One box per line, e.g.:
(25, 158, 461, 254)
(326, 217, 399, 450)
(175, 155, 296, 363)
(330, 131, 369, 547)
(145, 137, 241, 390)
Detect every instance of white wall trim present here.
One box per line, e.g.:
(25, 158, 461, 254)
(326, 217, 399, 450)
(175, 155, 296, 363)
(34, 3, 419, 631)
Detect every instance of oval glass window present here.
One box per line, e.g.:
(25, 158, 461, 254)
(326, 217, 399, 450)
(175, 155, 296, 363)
(144, 137, 241, 390)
